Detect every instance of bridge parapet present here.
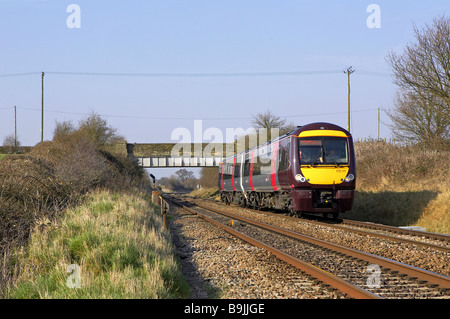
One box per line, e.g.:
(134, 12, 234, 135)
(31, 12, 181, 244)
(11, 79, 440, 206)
(136, 156, 223, 168)
(127, 143, 236, 168)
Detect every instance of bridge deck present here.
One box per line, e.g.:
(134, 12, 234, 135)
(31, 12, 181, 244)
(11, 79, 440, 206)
(128, 143, 234, 168)
(137, 156, 223, 168)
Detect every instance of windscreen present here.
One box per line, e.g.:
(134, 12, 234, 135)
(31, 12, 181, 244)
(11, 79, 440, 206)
(299, 137, 348, 166)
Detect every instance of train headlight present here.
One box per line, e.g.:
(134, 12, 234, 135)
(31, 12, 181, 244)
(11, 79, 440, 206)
(295, 174, 306, 182)
(344, 174, 355, 182)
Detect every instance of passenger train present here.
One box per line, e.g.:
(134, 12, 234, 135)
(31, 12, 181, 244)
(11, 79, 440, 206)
(218, 122, 356, 218)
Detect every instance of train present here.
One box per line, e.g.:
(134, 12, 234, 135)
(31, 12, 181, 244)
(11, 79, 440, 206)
(218, 122, 356, 218)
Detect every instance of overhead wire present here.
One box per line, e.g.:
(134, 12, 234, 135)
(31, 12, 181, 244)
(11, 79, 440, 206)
(12, 106, 379, 121)
(0, 69, 390, 122)
(0, 69, 391, 78)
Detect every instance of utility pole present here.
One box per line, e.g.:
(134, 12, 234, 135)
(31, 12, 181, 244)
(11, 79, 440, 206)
(41, 72, 45, 142)
(14, 105, 17, 150)
(377, 107, 380, 140)
(343, 66, 355, 132)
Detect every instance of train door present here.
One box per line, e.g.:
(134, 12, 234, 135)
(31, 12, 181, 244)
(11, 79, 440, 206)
(277, 137, 291, 188)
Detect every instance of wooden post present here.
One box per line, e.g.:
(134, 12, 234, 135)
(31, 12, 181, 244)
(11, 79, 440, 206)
(159, 196, 169, 229)
(41, 72, 44, 142)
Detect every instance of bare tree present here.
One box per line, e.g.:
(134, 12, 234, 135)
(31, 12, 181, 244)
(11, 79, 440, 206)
(2, 134, 20, 154)
(78, 112, 124, 145)
(251, 110, 295, 135)
(174, 169, 195, 182)
(386, 16, 450, 146)
(53, 120, 76, 140)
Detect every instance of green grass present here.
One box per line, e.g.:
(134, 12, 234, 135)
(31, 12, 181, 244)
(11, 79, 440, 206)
(5, 190, 190, 299)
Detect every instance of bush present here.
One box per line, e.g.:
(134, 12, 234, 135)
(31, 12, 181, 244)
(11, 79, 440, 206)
(77, 112, 124, 146)
(0, 115, 148, 291)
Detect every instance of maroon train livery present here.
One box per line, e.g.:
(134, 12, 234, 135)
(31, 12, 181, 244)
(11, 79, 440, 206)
(218, 122, 356, 218)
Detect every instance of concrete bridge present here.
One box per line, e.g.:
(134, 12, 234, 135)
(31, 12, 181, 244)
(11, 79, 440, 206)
(126, 143, 235, 168)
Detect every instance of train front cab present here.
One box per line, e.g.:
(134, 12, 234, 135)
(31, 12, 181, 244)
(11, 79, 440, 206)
(290, 128, 356, 218)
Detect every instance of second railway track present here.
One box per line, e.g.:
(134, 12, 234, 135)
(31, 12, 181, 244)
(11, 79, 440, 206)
(165, 194, 450, 299)
(192, 196, 450, 276)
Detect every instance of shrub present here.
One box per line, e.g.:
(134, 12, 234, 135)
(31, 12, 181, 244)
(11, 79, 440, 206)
(0, 116, 148, 291)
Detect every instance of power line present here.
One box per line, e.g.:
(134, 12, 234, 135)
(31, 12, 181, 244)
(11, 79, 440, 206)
(0, 72, 41, 78)
(356, 70, 392, 77)
(45, 70, 344, 77)
(0, 69, 392, 78)
(15, 106, 379, 121)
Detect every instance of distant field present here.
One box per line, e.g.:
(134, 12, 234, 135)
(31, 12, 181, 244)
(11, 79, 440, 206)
(0, 154, 9, 160)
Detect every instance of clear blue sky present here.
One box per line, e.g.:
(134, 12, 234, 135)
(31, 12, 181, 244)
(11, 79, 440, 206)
(1, 1, 449, 176)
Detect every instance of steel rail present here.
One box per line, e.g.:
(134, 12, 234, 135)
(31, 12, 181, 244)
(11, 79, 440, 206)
(201, 198, 450, 252)
(165, 196, 381, 299)
(194, 202, 450, 291)
(341, 219, 450, 243)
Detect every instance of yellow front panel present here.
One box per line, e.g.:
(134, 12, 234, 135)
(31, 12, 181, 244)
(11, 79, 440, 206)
(301, 166, 349, 185)
(299, 130, 348, 138)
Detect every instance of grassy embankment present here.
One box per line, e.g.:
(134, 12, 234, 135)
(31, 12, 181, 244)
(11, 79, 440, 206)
(192, 142, 449, 234)
(7, 190, 188, 298)
(348, 141, 449, 234)
(0, 117, 189, 298)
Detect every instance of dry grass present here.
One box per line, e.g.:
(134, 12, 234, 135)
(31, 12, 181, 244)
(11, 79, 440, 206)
(347, 141, 450, 234)
(189, 187, 220, 199)
(0, 129, 148, 291)
(4, 190, 189, 298)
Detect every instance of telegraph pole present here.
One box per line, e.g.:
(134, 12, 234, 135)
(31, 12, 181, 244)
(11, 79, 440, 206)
(344, 66, 355, 132)
(377, 107, 380, 140)
(41, 72, 45, 142)
(14, 105, 17, 150)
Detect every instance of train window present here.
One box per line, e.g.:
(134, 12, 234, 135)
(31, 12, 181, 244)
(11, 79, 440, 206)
(299, 137, 348, 166)
(234, 162, 240, 177)
(324, 139, 348, 164)
(279, 143, 289, 171)
(243, 157, 251, 176)
(222, 162, 233, 180)
(299, 138, 323, 165)
(253, 149, 271, 176)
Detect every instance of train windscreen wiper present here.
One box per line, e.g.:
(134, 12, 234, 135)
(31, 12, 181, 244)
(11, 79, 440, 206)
(331, 160, 341, 168)
(311, 152, 322, 167)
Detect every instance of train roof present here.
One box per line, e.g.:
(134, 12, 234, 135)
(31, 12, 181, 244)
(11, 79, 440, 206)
(289, 122, 350, 136)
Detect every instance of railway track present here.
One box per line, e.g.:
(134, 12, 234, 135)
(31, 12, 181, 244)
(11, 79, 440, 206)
(339, 219, 450, 249)
(165, 194, 450, 299)
(197, 196, 450, 254)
